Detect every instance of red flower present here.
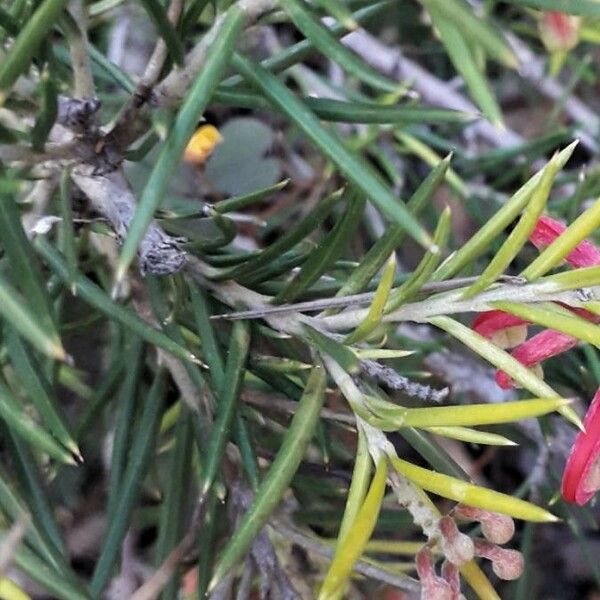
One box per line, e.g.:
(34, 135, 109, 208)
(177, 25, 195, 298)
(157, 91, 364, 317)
(470, 214, 600, 504)
(529, 216, 600, 268)
(472, 215, 600, 388)
(562, 389, 600, 505)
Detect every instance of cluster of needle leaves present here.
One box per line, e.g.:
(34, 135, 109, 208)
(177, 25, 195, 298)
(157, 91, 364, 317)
(3, 0, 600, 599)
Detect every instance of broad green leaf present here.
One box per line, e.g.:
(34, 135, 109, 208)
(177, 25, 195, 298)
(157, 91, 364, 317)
(429, 316, 582, 429)
(115, 6, 245, 284)
(389, 456, 557, 521)
(318, 459, 388, 600)
(274, 190, 365, 303)
(345, 253, 396, 344)
(278, 0, 402, 93)
(522, 195, 600, 280)
(433, 142, 578, 281)
(232, 53, 434, 251)
(209, 364, 326, 589)
(463, 153, 561, 298)
(0, 0, 69, 95)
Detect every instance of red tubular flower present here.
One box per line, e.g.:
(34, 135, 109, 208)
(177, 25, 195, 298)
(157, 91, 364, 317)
(495, 329, 578, 389)
(472, 311, 528, 349)
(562, 389, 600, 505)
(529, 216, 600, 267)
(472, 215, 600, 388)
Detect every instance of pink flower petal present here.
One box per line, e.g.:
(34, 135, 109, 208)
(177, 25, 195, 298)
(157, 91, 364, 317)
(495, 329, 578, 389)
(530, 215, 600, 268)
(562, 389, 600, 505)
(472, 311, 528, 338)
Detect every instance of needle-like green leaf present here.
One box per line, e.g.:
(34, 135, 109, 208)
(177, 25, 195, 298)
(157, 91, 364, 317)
(433, 142, 577, 281)
(429, 315, 582, 429)
(232, 53, 434, 251)
(463, 155, 561, 298)
(424, 426, 517, 446)
(389, 456, 557, 522)
(278, 0, 402, 93)
(318, 458, 388, 599)
(5, 326, 79, 458)
(346, 253, 396, 344)
(0, 0, 70, 96)
(209, 363, 326, 589)
(275, 190, 365, 303)
(115, 5, 245, 284)
(36, 240, 200, 364)
(138, 0, 184, 65)
(91, 368, 167, 597)
(0, 273, 66, 361)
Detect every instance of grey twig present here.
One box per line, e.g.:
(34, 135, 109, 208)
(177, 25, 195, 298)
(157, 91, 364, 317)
(361, 360, 448, 404)
(70, 167, 186, 275)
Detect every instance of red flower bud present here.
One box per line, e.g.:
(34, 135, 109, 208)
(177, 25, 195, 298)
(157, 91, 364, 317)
(473, 539, 524, 581)
(416, 548, 454, 600)
(539, 12, 581, 54)
(438, 516, 474, 566)
(454, 505, 515, 545)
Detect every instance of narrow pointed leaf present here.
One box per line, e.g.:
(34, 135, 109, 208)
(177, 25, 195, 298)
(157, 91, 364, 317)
(0, 0, 69, 95)
(389, 456, 557, 522)
(386, 206, 451, 312)
(429, 315, 582, 428)
(115, 6, 245, 283)
(424, 426, 517, 446)
(346, 253, 396, 344)
(138, 0, 184, 65)
(278, 0, 403, 93)
(275, 191, 366, 303)
(334, 154, 451, 300)
(232, 53, 434, 251)
(433, 142, 577, 281)
(463, 155, 561, 298)
(36, 240, 200, 364)
(210, 363, 326, 588)
(318, 459, 388, 599)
